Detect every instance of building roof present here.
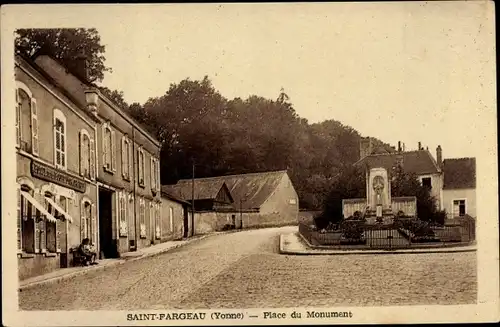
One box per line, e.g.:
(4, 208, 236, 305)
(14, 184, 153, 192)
(29, 54, 159, 146)
(166, 170, 289, 210)
(160, 190, 191, 206)
(162, 179, 231, 202)
(443, 158, 476, 189)
(354, 150, 440, 175)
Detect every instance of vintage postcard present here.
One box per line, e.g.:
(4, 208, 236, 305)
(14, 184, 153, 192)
(1, 2, 498, 326)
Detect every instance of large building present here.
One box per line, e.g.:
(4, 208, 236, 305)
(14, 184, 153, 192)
(163, 170, 299, 233)
(15, 53, 162, 280)
(355, 137, 476, 220)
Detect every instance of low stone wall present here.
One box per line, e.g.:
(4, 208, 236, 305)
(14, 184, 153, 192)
(18, 254, 60, 281)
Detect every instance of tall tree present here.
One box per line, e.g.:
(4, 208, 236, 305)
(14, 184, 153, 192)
(15, 28, 111, 82)
(98, 86, 129, 110)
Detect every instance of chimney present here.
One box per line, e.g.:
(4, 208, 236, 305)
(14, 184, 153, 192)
(397, 141, 401, 152)
(359, 137, 373, 160)
(69, 49, 90, 82)
(436, 145, 443, 167)
(402, 143, 406, 152)
(418, 142, 421, 150)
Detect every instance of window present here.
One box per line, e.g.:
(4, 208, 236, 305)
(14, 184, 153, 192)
(150, 157, 160, 192)
(18, 185, 35, 253)
(155, 203, 161, 239)
(119, 192, 127, 237)
(453, 200, 466, 217)
(54, 109, 66, 169)
(102, 123, 116, 173)
(169, 207, 174, 233)
(44, 192, 57, 253)
(422, 177, 432, 189)
(80, 201, 93, 242)
(122, 136, 131, 180)
(138, 147, 145, 187)
(289, 199, 297, 205)
(16, 82, 39, 155)
(79, 129, 94, 179)
(139, 198, 146, 238)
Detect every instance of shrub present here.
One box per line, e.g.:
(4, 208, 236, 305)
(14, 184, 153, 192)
(313, 214, 330, 230)
(340, 220, 365, 241)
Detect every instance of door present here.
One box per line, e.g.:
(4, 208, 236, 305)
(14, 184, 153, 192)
(183, 206, 189, 238)
(98, 188, 117, 258)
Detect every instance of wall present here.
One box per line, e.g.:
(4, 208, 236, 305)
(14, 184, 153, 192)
(160, 197, 185, 241)
(391, 196, 417, 217)
(443, 188, 476, 219)
(342, 198, 367, 218)
(259, 173, 299, 225)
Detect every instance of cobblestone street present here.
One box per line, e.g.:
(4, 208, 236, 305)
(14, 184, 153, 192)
(19, 226, 477, 310)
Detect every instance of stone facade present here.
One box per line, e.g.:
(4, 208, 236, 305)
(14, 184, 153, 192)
(15, 55, 99, 280)
(160, 195, 187, 241)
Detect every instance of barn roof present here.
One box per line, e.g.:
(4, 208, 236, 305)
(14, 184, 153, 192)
(443, 158, 476, 189)
(354, 150, 440, 175)
(168, 170, 288, 210)
(162, 179, 230, 202)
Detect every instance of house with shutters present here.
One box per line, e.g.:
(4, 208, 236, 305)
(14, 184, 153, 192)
(442, 158, 476, 219)
(15, 53, 163, 280)
(31, 53, 162, 259)
(15, 53, 99, 280)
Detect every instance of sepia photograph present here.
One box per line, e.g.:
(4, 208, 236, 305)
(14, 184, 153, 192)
(1, 2, 498, 326)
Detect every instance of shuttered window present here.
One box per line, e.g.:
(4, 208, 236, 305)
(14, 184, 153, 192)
(122, 137, 130, 180)
(119, 192, 128, 237)
(102, 123, 115, 173)
(79, 130, 91, 178)
(169, 207, 174, 233)
(138, 148, 145, 187)
(155, 203, 161, 239)
(54, 109, 66, 169)
(139, 198, 146, 238)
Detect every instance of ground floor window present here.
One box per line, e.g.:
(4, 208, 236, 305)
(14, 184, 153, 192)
(19, 188, 35, 253)
(453, 200, 466, 217)
(45, 193, 57, 252)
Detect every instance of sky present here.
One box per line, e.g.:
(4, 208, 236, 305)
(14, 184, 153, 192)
(7, 2, 498, 159)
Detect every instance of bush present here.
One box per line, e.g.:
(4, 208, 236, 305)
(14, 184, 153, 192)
(340, 220, 365, 241)
(313, 214, 330, 230)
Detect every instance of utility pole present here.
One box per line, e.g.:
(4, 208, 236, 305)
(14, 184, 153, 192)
(240, 199, 243, 229)
(191, 161, 195, 237)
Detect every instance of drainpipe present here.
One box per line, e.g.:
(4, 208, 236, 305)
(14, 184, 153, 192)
(132, 128, 137, 250)
(93, 124, 100, 258)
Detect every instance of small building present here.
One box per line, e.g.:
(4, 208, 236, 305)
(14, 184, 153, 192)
(442, 158, 476, 219)
(162, 180, 235, 234)
(160, 191, 191, 241)
(163, 170, 299, 233)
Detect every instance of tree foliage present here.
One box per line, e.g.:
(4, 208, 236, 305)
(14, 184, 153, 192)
(15, 28, 111, 82)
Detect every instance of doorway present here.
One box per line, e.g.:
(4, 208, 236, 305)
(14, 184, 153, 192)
(98, 188, 117, 259)
(183, 207, 189, 238)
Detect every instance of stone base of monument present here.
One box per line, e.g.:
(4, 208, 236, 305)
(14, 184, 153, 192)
(365, 214, 394, 225)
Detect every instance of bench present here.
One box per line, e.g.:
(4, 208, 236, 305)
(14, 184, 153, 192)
(69, 247, 87, 267)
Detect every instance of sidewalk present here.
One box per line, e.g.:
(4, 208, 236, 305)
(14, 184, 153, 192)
(279, 232, 477, 255)
(19, 234, 213, 291)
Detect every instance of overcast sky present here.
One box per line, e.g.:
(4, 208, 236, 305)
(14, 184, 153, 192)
(6, 2, 497, 159)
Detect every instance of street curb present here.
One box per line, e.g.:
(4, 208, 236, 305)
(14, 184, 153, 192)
(18, 234, 215, 291)
(279, 233, 477, 256)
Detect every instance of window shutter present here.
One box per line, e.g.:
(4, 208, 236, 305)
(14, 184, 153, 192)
(111, 130, 117, 172)
(156, 159, 160, 191)
(102, 125, 107, 168)
(17, 188, 22, 252)
(121, 137, 126, 178)
(80, 201, 86, 241)
(34, 208, 40, 253)
(127, 142, 134, 178)
(56, 219, 61, 252)
(15, 88, 20, 147)
(91, 204, 97, 244)
(31, 98, 39, 156)
(150, 156, 154, 189)
(39, 217, 46, 253)
(155, 203, 161, 239)
(79, 131, 84, 176)
(138, 150, 142, 184)
(90, 138, 96, 180)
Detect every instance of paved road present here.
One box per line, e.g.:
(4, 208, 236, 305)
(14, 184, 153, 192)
(19, 226, 476, 310)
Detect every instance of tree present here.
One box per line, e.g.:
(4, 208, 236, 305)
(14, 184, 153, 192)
(321, 166, 367, 225)
(391, 164, 445, 224)
(15, 28, 111, 82)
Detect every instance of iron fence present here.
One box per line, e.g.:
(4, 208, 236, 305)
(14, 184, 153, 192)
(299, 217, 475, 250)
